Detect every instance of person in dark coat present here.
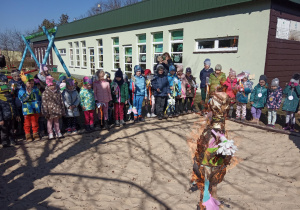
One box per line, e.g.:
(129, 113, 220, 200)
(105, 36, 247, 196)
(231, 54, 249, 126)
(199, 58, 214, 112)
(0, 74, 20, 147)
(0, 50, 6, 69)
(162, 52, 174, 73)
(151, 64, 170, 120)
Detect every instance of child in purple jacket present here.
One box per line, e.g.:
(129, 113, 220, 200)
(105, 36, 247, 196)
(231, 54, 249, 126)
(267, 78, 282, 128)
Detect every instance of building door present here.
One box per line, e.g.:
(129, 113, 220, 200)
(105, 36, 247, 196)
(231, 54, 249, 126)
(89, 48, 95, 75)
(124, 45, 132, 78)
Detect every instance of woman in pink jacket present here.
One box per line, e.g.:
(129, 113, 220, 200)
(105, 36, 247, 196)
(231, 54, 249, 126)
(177, 65, 188, 114)
(223, 68, 238, 118)
(94, 70, 112, 129)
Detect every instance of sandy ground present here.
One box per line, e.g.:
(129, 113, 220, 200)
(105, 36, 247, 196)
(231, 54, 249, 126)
(0, 114, 300, 210)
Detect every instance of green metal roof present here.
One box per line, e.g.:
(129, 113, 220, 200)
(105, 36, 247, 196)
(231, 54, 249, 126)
(32, 0, 254, 42)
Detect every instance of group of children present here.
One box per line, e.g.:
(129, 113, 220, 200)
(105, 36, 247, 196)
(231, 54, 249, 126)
(199, 58, 300, 131)
(0, 58, 299, 147)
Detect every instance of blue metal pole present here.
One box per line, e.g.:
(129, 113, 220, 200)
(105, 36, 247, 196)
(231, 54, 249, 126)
(21, 36, 40, 69)
(18, 45, 28, 70)
(43, 27, 71, 77)
(42, 26, 56, 65)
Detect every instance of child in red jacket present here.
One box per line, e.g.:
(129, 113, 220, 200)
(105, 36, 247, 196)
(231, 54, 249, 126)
(223, 69, 238, 118)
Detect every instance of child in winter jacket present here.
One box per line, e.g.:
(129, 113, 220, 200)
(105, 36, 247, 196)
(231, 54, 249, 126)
(209, 64, 226, 96)
(42, 76, 65, 139)
(0, 74, 20, 147)
(94, 70, 112, 129)
(80, 76, 95, 131)
(236, 73, 253, 120)
(176, 65, 187, 114)
(63, 79, 80, 134)
(152, 65, 170, 120)
(250, 75, 268, 124)
(167, 65, 181, 117)
(111, 69, 129, 126)
(130, 65, 147, 122)
(18, 74, 42, 141)
(199, 58, 214, 112)
(9, 69, 25, 136)
(185, 67, 197, 113)
(282, 74, 300, 131)
(223, 69, 238, 118)
(266, 78, 282, 127)
(144, 69, 156, 118)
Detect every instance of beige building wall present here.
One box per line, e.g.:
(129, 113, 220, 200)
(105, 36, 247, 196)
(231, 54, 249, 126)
(53, 1, 270, 85)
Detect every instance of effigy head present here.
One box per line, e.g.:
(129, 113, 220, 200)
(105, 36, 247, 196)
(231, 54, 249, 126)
(208, 92, 230, 130)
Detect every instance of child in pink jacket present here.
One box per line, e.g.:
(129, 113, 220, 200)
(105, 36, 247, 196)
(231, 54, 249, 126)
(94, 70, 112, 129)
(223, 68, 238, 118)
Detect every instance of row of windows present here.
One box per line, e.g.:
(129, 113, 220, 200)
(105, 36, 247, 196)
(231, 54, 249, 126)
(61, 30, 238, 75)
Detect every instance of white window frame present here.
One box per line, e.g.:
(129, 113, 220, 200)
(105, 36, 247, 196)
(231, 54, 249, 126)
(169, 30, 183, 65)
(41, 48, 44, 63)
(112, 37, 119, 71)
(81, 41, 87, 68)
(74, 41, 80, 68)
(69, 42, 74, 67)
(89, 47, 95, 76)
(152, 32, 163, 69)
(97, 39, 104, 69)
(195, 36, 239, 53)
(124, 45, 132, 74)
(137, 34, 146, 70)
(34, 48, 37, 61)
(37, 48, 41, 63)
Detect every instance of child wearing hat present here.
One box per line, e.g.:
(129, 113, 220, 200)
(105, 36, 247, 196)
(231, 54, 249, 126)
(185, 67, 197, 113)
(223, 69, 238, 118)
(0, 74, 20, 147)
(152, 64, 170, 120)
(208, 64, 226, 96)
(199, 59, 214, 112)
(62, 79, 80, 134)
(36, 64, 51, 90)
(80, 76, 96, 131)
(111, 69, 129, 126)
(167, 65, 181, 117)
(250, 75, 268, 124)
(42, 76, 65, 139)
(282, 74, 300, 131)
(176, 65, 188, 114)
(266, 78, 282, 128)
(94, 70, 112, 129)
(144, 69, 156, 118)
(130, 65, 147, 122)
(18, 74, 42, 141)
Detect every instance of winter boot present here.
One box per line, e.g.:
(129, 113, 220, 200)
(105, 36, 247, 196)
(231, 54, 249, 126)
(283, 123, 290, 130)
(104, 120, 110, 130)
(134, 116, 139, 123)
(290, 124, 295, 132)
(139, 115, 145, 122)
(90, 124, 95, 131)
(120, 120, 126, 126)
(85, 125, 91, 132)
(25, 134, 33, 141)
(33, 132, 40, 141)
(115, 120, 120, 127)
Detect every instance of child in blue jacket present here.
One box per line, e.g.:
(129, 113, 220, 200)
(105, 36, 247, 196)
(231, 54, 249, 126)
(130, 65, 147, 122)
(167, 65, 181, 117)
(236, 74, 253, 120)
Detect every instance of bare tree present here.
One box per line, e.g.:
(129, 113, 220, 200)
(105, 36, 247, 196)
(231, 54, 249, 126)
(124, 0, 139, 6)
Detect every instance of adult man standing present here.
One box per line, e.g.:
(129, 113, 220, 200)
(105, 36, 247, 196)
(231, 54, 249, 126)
(199, 58, 214, 113)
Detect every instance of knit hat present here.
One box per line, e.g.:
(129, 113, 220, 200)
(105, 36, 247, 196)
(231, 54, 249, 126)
(259, 75, 267, 82)
(144, 69, 151, 76)
(66, 78, 75, 87)
(169, 65, 176, 72)
(271, 78, 279, 87)
(11, 70, 20, 77)
(39, 64, 48, 73)
(21, 74, 34, 84)
(290, 73, 300, 84)
(229, 68, 236, 77)
(134, 65, 142, 74)
(204, 58, 211, 66)
(105, 71, 111, 78)
(186, 67, 192, 73)
(0, 74, 7, 85)
(46, 76, 56, 86)
(177, 65, 183, 72)
(58, 73, 67, 82)
(156, 64, 164, 71)
(115, 68, 123, 78)
(215, 64, 222, 71)
(60, 83, 66, 91)
(83, 76, 92, 85)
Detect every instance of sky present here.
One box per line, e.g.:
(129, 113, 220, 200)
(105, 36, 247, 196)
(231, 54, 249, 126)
(0, 0, 97, 34)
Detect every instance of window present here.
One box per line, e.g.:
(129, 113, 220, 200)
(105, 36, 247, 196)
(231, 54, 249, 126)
(74, 41, 80, 67)
(152, 32, 163, 68)
(81, 41, 87, 68)
(195, 37, 238, 52)
(41, 48, 44, 63)
(97, 39, 104, 69)
(59, 48, 66, 56)
(170, 30, 183, 64)
(69, 42, 74, 67)
(137, 34, 146, 70)
(112, 37, 119, 70)
(124, 46, 132, 73)
(89, 48, 95, 75)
